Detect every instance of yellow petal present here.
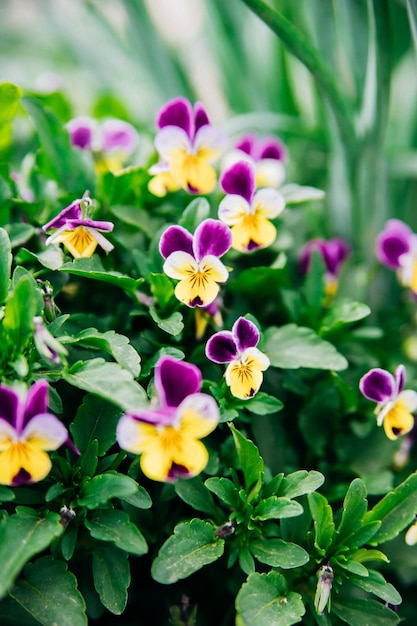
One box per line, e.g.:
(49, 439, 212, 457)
(0, 442, 52, 485)
(225, 349, 269, 400)
(117, 418, 160, 455)
(54, 226, 98, 258)
(178, 394, 219, 439)
(231, 215, 276, 252)
(148, 172, 180, 197)
(383, 399, 415, 440)
(171, 153, 216, 194)
(175, 275, 219, 307)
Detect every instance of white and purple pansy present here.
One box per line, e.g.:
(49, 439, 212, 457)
(376, 219, 417, 293)
(359, 365, 417, 440)
(0, 380, 70, 486)
(205, 316, 270, 400)
(67, 116, 138, 155)
(116, 356, 220, 482)
(299, 237, 351, 296)
(218, 160, 285, 252)
(160, 218, 232, 308)
(43, 195, 114, 259)
(148, 96, 227, 196)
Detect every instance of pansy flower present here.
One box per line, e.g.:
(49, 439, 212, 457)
(43, 195, 114, 259)
(148, 96, 227, 196)
(160, 218, 232, 307)
(299, 237, 351, 296)
(0, 380, 69, 485)
(359, 365, 417, 440)
(218, 160, 285, 252)
(223, 131, 287, 189)
(376, 219, 417, 293)
(116, 356, 220, 482)
(205, 316, 270, 400)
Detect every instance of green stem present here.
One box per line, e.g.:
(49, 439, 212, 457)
(239, 0, 356, 157)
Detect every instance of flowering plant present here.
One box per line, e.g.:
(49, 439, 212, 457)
(2, 2, 417, 625)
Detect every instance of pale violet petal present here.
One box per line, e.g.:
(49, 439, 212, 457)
(218, 195, 252, 225)
(154, 126, 192, 161)
(84, 227, 114, 252)
(252, 188, 285, 219)
(22, 414, 68, 450)
(255, 159, 286, 188)
(194, 124, 228, 160)
(398, 390, 417, 413)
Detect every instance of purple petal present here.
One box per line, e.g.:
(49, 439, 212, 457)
(155, 356, 202, 408)
(43, 201, 82, 230)
(24, 379, 49, 427)
(66, 218, 114, 232)
(321, 238, 351, 276)
(395, 364, 406, 394)
(0, 385, 19, 429)
(256, 136, 287, 162)
(359, 368, 395, 403)
(67, 117, 95, 150)
(298, 239, 326, 275)
(232, 317, 260, 352)
(159, 225, 194, 259)
(194, 102, 210, 134)
(205, 331, 237, 363)
(123, 406, 176, 427)
(157, 97, 193, 137)
(193, 219, 232, 261)
(220, 161, 255, 203)
(101, 119, 138, 154)
(236, 133, 256, 156)
(375, 219, 412, 269)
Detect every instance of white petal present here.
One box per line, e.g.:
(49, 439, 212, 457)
(163, 251, 198, 279)
(252, 188, 285, 219)
(154, 127, 191, 161)
(218, 194, 252, 225)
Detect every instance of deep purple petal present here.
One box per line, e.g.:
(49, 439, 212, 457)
(24, 380, 49, 426)
(43, 201, 82, 231)
(256, 136, 287, 162)
(193, 219, 232, 261)
(155, 356, 202, 408)
(0, 386, 19, 428)
(235, 133, 256, 156)
(65, 218, 114, 232)
(157, 97, 193, 137)
(67, 117, 95, 150)
(194, 102, 210, 134)
(205, 331, 237, 363)
(359, 368, 395, 403)
(232, 317, 260, 352)
(321, 238, 351, 276)
(375, 219, 412, 269)
(220, 161, 255, 203)
(298, 239, 326, 275)
(159, 225, 194, 259)
(395, 364, 406, 394)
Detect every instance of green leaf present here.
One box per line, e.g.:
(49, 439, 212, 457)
(122, 486, 152, 509)
(149, 305, 184, 335)
(230, 424, 264, 501)
(0, 595, 40, 625)
(0, 485, 15, 503)
(364, 471, 417, 544)
(265, 324, 348, 370)
(205, 477, 238, 507)
(348, 569, 402, 605)
(308, 492, 335, 555)
(336, 479, 368, 545)
(332, 597, 400, 625)
(252, 496, 303, 521)
(0, 227, 11, 303)
(4, 223, 35, 249)
(70, 393, 122, 456)
(85, 509, 147, 555)
(244, 392, 284, 415)
(92, 545, 130, 615)
(78, 439, 98, 478)
(280, 183, 325, 204)
(320, 300, 371, 335)
(178, 197, 211, 232)
(151, 518, 224, 584)
(16, 245, 64, 271)
(0, 509, 63, 599)
(78, 472, 138, 509)
(230, 266, 287, 298)
(279, 470, 325, 499)
(0, 82, 22, 150)
(351, 548, 389, 564)
(238, 546, 255, 575)
(63, 358, 147, 412)
(236, 571, 305, 626)
(59, 257, 143, 294)
(344, 521, 381, 549)
(10, 556, 87, 626)
(250, 537, 309, 568)
(148, 272, 175, 311)
(175, 476, 219, 517)
(61, 327, 141, 377)
(3, 274, 36, 353)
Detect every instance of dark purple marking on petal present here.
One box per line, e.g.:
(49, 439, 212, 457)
(12, 468, 32, 486)
(194, 102, 210, 135)
(359, 368, 395, 403)
(321, 238, 351, 276)
(247, 239, 261, 251)
(42, 201, 82, 231)
(70, 125, 93, 150)
(193, 219, 232, 261)
(395, 364, 406, 394)
(157, 97, 193, 137)
(233, 317, 260, 352)
(159, 225, 194, 259)
(256, 136, 287, 162)
(189, 295, 204, 307)
(220, 161, 255, 203)
(0, 385, 19, 428)
(205, 331, 237, 363)
(187, 182, 200, 194)
(236, 133, 255, 156)
(24, 380, 49, 427)
(155, 356, 202, 408)
(375, 219, 412, 269)
(167, 462, 191, 480)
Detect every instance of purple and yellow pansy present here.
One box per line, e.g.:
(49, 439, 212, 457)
(218, 160, 285, 253)
(359, 365, 417, 440)
(0, 380, 69, 485)
(298, 237, 351, 297)
(376, 219, 417, 294)
(148, 97, 227, 196)
(160, 218, 232, 308)
(116, 356, 220, 482)
(43, 195, 114, 259)
(205, 316, 270, 400)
